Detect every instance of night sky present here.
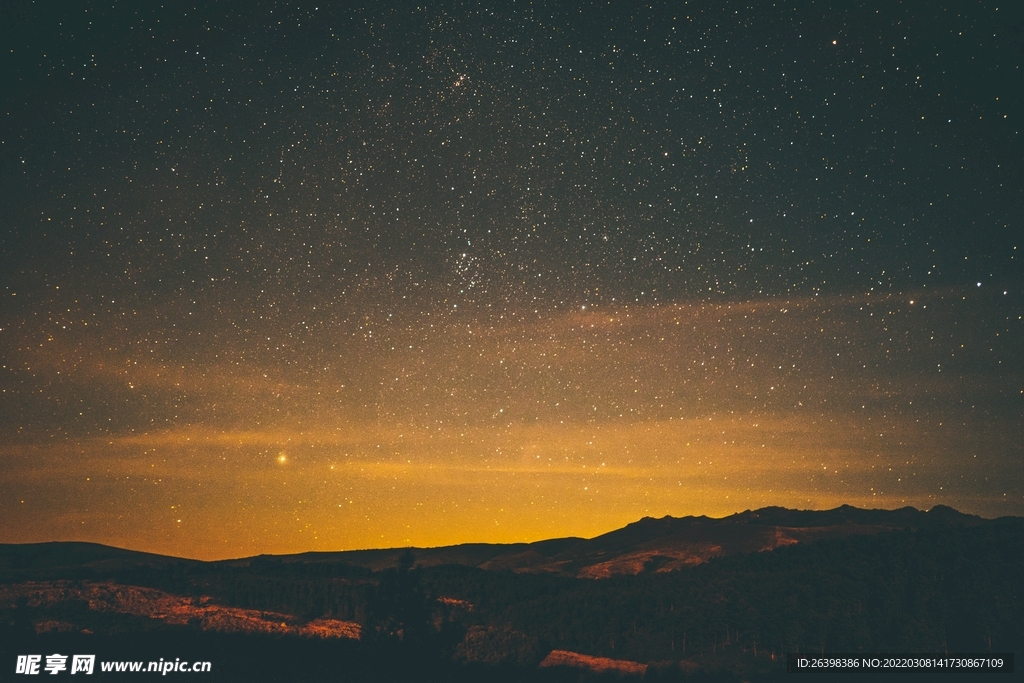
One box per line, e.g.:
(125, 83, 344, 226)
(2, 1, 1022, 560)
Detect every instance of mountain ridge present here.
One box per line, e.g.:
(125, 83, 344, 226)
(0, 504, 993, 580)
(2, 504, 1021, 679)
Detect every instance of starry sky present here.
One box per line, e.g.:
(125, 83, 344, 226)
(2, 0, 1022, 560)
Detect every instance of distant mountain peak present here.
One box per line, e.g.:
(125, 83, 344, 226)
(927, 504, 975, 518)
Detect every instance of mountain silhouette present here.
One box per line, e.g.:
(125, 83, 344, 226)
(0, 504, 986, 581)
(213, 504, 984, 579)
(1, 505, 1020, 682)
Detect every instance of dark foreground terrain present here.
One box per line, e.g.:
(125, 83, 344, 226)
(2, 506, 1021, 681)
